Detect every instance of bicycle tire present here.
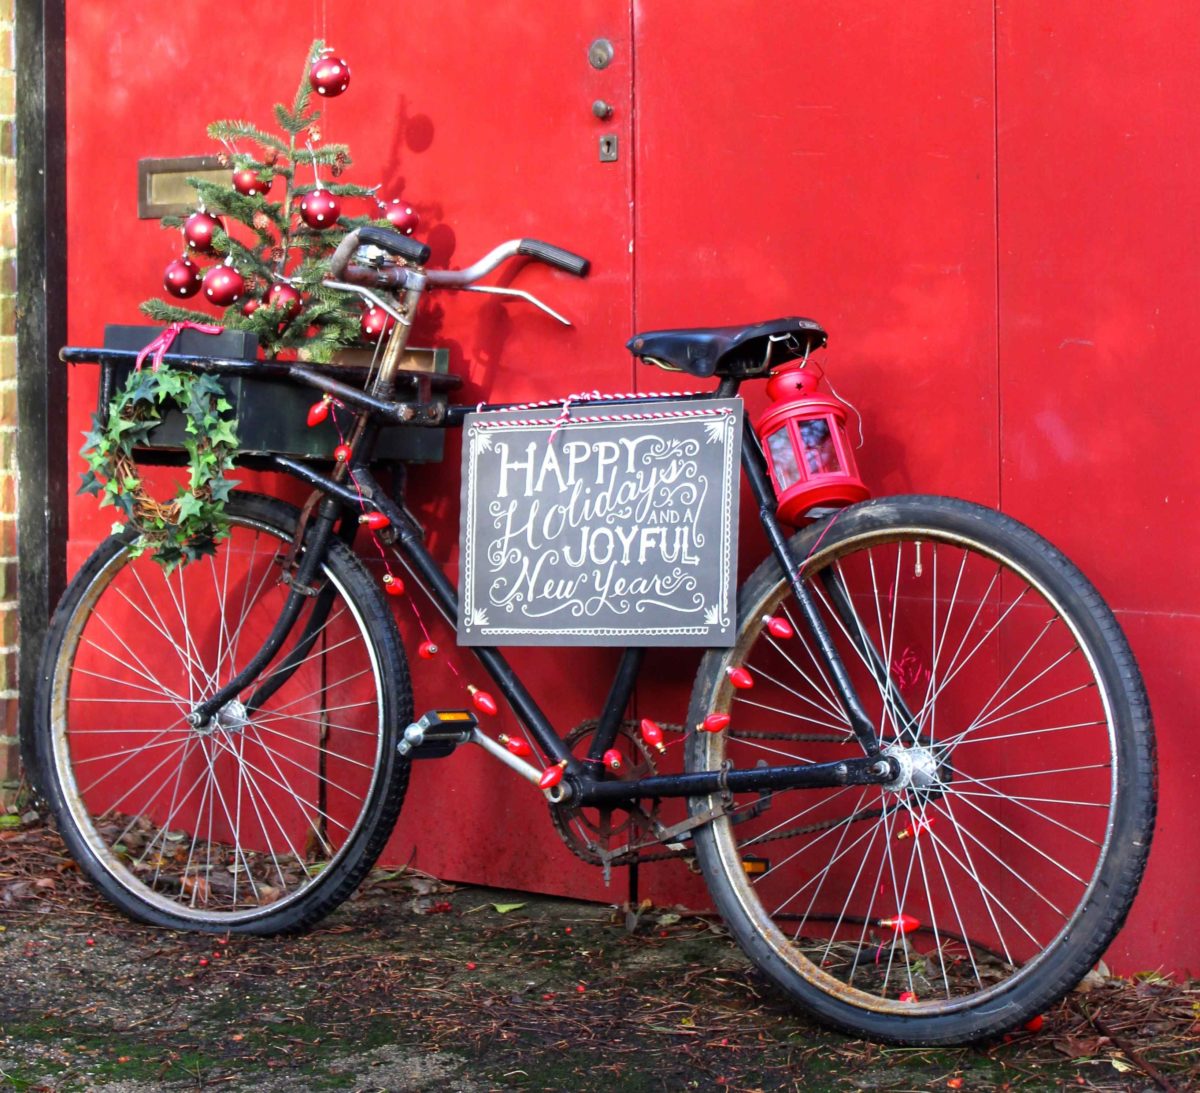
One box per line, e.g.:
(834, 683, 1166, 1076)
(685, 495, 1155, 1044)
(35, 491, 412, 935)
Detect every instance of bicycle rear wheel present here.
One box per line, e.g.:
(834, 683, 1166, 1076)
(36, 492, 412, 934)
(686, 495, 1155, 1044)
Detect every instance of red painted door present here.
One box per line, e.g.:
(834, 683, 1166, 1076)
(64, 3, 650, 899)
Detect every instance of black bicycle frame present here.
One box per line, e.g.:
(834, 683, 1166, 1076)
(65, 344, 899, 804)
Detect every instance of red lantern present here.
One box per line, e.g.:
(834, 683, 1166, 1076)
(755, 363, 869, 525)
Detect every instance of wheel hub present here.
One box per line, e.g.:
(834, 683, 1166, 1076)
(205, 699, 250, 736)
(881, 741, 939, 793)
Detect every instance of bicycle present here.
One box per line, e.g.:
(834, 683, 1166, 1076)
(44, 224, 1156, 1045)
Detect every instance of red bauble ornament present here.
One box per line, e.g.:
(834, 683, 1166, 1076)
(333, 443, 353, 462)
(307, 398, 330, 426)
(417, 640, 438, 660)
(538, 761, 568, 790)
(639, 718, 666, 754)
(726, 666, 754, 690)
(383, 200, 418, 235)
(184, 211, 223, 253)
(360, 306, 396, 342)
(163, 256, 202, 298)
(469, 685, 498, 716)
(1024, 1014, 1044, 1033)
(700, 713, 731, 734)
(299, 188, 341, 229)
(602, 748, 623, 771)
(500, 734, 532, 758)
(241, 297, 261, 317)
(764, 615, 795, 639)
(359, 511, 390, 530)
(266, 282, 303, 319)
(382, 573, 405, 596)
(233, 169, 272, 197)
(309, 49, 350, 97)
(202, 262, 244, 307)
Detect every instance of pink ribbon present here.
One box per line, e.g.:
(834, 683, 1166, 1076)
(135, 321, 226, 372)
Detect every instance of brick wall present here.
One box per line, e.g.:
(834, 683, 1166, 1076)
(0, 0, 17, 805)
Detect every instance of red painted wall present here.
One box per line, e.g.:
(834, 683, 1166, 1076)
(63, 4, 1200, 971)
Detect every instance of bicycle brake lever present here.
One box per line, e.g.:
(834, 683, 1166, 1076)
(462, 284, 571, 326)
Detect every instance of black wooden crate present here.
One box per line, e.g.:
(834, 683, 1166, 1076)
(101, 325, 447, 463)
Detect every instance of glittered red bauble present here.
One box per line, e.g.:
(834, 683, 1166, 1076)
(202, 264, 244, 307)
(184, 211, 223, 253)
(309, 50, 350, 97)
(299, 189, 341, 229)
(163, 256, 202, 298)
(233, 169, 272, 197)
(383, 200, 418, 235)
(360, 305, 396, 341)
(266, 283, 303, 319)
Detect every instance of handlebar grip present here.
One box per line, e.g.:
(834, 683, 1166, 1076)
(327, 229, 362, 280)
(517, 239, 591, 277)
(358, 225, 433, 266)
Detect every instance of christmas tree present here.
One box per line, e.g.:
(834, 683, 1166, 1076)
(142, 41, 418, 362)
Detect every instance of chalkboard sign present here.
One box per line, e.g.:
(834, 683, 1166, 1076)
(458, 399, 743, 647)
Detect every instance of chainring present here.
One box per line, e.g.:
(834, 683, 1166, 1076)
(549, 719, 664, 867)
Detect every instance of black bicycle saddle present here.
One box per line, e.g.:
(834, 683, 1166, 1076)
(626, 317, 827, 378)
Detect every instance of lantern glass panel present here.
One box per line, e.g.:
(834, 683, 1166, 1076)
(799, 417, 841, 475)
(765, 427, 801, 490)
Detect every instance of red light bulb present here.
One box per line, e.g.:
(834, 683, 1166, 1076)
(499, 734, 532, 758)
(469, 685, 498, 716)
(879, 914, 920, 936)
(726, 666, 754, 690)
(417, 640, 438, 659)
(639, 718, 666, 754)
(764, 615, 794, 639)
(333, 443, 353, 463)
(538, 760, 568, 789)
(700, 713, 731, 733)
(359, 511, 390, 530)
(899, 991, 918, 1003)
(382, 573, 405, 596)
(307, 399, 330, 427)
(602, 748, 623, 771)
(896, 817, 935, 841)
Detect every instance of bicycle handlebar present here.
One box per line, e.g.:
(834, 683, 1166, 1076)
(327, 228, 590, 288)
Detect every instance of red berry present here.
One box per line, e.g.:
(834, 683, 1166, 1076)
(1024, 1014, 1044, 1032)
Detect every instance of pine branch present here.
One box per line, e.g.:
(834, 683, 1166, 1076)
(207, 120, 289, 154)
(140, 299, 216, 325)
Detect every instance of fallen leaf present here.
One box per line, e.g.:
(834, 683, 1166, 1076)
(492, 902, 525, 914)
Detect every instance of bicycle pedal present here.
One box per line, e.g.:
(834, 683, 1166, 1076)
(398, 709, 478, 759)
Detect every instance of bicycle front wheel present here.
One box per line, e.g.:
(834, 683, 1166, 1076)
(686, 496, 1155, 1044)
(36, 492, 412, 934)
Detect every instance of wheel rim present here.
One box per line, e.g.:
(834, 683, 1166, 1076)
(48, 515, 387, 924)
(696, 524, 1120, 1014)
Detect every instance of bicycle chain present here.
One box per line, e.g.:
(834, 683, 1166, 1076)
(549, 719, 884, 866)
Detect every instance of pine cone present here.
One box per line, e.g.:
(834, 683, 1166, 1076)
(216, 152, 230, 167)
(309, 125, 322, 143)
(264, 149, 279, 166)
(270, 246, 286, 263)
(332, 151, 349, 177)
(252, 211, 272, 232)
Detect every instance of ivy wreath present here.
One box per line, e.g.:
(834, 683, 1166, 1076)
(80, 365, 240, 572)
